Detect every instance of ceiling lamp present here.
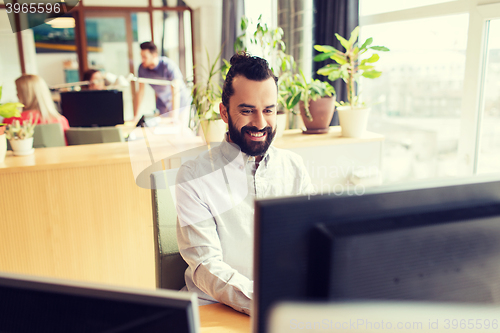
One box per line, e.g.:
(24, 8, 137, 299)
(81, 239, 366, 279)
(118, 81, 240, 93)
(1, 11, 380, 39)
(46, 17, 75, 29)
(44, 1, 74, 29)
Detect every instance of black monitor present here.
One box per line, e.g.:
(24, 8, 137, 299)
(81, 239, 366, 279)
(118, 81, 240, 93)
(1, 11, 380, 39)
(60, 90, 124, 127)
(253, 176, 500, 333)
(0, 272, 199, 333)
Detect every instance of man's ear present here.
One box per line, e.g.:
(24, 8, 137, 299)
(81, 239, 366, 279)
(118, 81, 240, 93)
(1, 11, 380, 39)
(220, 102, 229, 124)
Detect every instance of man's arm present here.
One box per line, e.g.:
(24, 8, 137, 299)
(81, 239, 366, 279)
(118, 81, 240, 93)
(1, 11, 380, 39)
(134, 82, 145, 119)
(175, 168, 252, 314)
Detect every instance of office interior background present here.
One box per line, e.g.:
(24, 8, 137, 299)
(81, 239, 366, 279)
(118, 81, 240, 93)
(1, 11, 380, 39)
(0, 0, 499, 186)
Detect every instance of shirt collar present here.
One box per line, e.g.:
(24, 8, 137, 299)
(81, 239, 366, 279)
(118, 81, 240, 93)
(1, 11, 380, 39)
(220, 132, 272, 168)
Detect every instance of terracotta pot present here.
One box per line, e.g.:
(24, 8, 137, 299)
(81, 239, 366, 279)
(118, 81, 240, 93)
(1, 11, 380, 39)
(299, 97, 335, 134)
(0, 125, 5, 136)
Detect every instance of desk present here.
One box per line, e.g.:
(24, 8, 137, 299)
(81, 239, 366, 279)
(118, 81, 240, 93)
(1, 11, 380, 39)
(199, 303, 250, 333)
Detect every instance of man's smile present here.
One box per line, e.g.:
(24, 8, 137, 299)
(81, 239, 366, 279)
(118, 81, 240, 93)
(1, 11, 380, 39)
(246, 131, 267, 141)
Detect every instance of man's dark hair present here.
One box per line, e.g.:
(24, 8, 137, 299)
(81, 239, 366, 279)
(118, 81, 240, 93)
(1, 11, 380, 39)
(222, 52, 278, 108)
(140, 41, 158, 54)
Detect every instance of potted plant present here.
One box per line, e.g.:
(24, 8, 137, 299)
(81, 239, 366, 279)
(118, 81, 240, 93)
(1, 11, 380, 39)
(314, 26, 389, 137)
(235, 15, 294, 137)
(281, 70, 336, 134)
(5, 117, 37, 156)
(0, 86, 23, 162)
(191, 50, 228, 144)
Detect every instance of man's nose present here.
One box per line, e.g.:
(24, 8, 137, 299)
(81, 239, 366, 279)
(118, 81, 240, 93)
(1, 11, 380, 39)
(251, 112, 267, 130)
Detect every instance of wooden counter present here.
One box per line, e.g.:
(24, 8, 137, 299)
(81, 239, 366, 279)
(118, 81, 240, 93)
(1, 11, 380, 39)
(274, 127, 385, 188)
(0, 138, 202, 289)
(273, 126, 384, 149)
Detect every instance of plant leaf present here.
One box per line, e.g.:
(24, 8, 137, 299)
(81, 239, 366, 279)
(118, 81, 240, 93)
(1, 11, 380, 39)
(327, 70, 343, 82)
(362, 70, 382, 79)
(364, 53, 380, 63)
(0, 103, 23, 118)
(313, 52, 336, 62)
(314, 45, 338, 53)
(240, 17, 248, 31)
(348, 26, 360, 46)
(358, 65, 374, 70)
(370, 46, 390, 52)
(317, 64, 340, 76)
(335, 33, 351, 51)
(287, 92, 301, 109)
(330, 54, 347, 65)
(360, 37, 373, 50)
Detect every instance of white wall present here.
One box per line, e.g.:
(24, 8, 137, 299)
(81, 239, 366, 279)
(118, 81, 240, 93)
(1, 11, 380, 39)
(0, 9, 39, 102)
(183, 0, 223, 85)
(36, 53, 78, 86)
(0, 11, 22, 103)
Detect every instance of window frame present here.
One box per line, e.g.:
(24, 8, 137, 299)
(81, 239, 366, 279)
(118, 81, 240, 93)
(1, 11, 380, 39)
(0, 0, 195, 81)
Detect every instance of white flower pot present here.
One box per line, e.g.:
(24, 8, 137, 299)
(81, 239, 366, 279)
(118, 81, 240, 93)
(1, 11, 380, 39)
(0, 134, 6, 163)
(337, 106, 371, 138)
(200, 119, 227, 143)
(9, 137, 34, 156)
(275, 112, 287, 138)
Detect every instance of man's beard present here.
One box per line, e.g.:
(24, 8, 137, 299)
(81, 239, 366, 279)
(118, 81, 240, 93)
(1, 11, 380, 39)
(227, 112, 276, 156)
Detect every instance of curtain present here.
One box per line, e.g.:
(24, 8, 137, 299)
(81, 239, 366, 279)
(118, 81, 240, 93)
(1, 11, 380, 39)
(221, 0, 245, 62)
(312, 0, 359, 125)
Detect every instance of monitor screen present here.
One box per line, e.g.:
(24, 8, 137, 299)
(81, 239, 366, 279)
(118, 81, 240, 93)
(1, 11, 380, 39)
(253, 176, 500, 333)
(0, 272, 199, 333)
(60, 90, 124, 127)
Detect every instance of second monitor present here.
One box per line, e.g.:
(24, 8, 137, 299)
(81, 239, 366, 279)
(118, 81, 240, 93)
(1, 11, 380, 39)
(60, 90, 124, 127)
(254, 176, 500, 333)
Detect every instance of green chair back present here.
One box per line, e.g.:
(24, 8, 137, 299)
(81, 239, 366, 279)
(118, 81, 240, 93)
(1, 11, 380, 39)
(66, 127, 124, 145)
(151, 169, 188, 290)
(6, 123, 66, 150)
(33, 123, 66, 148)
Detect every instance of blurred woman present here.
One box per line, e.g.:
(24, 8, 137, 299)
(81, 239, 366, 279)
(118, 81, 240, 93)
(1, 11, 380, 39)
(3, 74, 70, 136)
(83, 69, 106, 90)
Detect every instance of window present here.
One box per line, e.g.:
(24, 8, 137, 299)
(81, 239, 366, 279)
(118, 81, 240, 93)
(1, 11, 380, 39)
(360, 0, 500, 184)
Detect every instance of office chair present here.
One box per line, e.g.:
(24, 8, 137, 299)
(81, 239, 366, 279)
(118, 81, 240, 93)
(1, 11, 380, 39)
(151, 169, 188, 290)
(6, 123, 66, 150)
(33, 123, 66, 148)
(66, 127, 124, 145)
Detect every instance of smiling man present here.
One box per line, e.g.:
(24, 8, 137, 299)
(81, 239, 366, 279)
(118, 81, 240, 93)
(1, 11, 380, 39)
(175, 53, 313, 314)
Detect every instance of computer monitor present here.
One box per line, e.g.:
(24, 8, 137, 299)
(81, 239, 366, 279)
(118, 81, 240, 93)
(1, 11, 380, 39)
(60, 90, 124, 127)
(0, 272, 199, 333)
(253, 176, 500, 333)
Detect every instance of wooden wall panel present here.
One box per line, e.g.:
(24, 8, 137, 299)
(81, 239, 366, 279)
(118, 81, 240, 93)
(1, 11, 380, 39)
(0, 162, 155, 289)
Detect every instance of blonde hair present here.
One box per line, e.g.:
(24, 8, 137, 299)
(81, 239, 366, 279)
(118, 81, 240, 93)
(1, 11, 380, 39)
(15, 74, 61, 121)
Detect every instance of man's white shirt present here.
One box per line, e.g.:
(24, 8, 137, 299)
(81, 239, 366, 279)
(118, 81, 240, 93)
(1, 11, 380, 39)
(175, 133, 313, 314)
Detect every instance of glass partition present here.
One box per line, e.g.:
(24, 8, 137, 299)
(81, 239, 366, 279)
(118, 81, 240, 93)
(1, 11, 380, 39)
(85, 14, 136, 120)
(477, 19, 500, 174)
(0, 9, 23, 104)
